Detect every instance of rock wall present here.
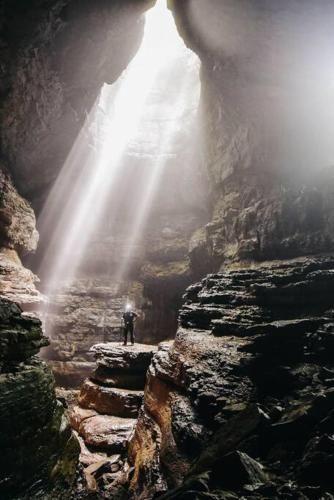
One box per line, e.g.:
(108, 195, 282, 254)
(170, 0, 334, 264)
(0, 297, 79, 499)
(129, 255, 334, 499)
(0, 0, 153, 205)
(0, 165, 42, 308)
(0, 132, 79, 498)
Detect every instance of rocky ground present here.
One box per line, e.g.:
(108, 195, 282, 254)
(128, 254, 334, 499)
(67, 343, 157, 496)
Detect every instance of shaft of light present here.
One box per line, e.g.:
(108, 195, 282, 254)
(38, 0, 201, 314)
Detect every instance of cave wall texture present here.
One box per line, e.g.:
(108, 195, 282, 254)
(171, 0, 334, 263)
(1, 0, 334, 498)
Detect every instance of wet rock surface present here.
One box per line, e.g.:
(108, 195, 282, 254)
(129, 255, 334, 499)
(79, 379, 143, 418)
(92, 342, 158, 372)
(0, 297, 79, 499)
(68, 342, 157, 495)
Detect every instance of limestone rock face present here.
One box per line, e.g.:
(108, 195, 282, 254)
(129, 255, 334, 499)
(0, 0, 153, 202)
(0, 166, 38, 252)
(0, 297, 79, 498)
(0, 248, 42, 309)
(0, 298, 48, 367)
(0, 166, 42, 311)
(170, 1, 334, 264)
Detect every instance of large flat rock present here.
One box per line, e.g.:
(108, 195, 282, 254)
(78, 414, 136, 452)
(91, 342, 158, 372)
(68, 405, 99, 433)
(79, 379, 143, 418)
(91, 365, 146, 390)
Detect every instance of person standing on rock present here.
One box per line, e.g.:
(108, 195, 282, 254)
(122, 303, 137, 346)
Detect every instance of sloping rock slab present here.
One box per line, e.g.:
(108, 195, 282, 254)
(79, 379, 143, 418)
(79, 414, 136, 452)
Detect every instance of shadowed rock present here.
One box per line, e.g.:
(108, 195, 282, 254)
(91, 342, 158, 371)
(129, 255, 334, 499)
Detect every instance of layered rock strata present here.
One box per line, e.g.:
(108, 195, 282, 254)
(0, 166, 42, 309)
(0, 297, 79, 499)
(69, 343, 157, 494)
(129, 255, 334, 499)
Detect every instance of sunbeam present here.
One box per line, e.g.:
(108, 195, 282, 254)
(37, 0, 201, 335)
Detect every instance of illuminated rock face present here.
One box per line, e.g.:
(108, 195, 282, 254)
(171, 0, 334, 264)
(129, 255, 334, 499)
(0, 166, 42, 309)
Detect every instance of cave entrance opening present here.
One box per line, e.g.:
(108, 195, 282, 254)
(34, 0, 204, 378)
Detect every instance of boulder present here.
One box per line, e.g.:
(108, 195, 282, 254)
(91, 342, 158, 372)
(78, 415, 136, 452)
(79, 379, 143, 418)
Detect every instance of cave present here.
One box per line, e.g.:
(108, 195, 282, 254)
(1, 0, 334, 498)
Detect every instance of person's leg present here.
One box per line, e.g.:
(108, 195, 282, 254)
(123, 327, 128, 345)
(130, 325, 134, 345)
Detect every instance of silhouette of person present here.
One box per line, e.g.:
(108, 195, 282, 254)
(122, 304, 137, 346)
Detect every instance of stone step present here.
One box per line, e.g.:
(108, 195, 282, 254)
(81, 416, 135, 453)
(91, 365, 146, 390)
(79, 379, 143, 418)
(91, 342, 158, 372)
(69, 405, 136, 453)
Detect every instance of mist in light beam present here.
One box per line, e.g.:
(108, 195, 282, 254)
(37, 0, 201, 319)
